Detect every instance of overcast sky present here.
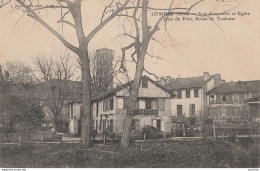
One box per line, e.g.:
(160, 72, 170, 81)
(0, 0, 259, 82)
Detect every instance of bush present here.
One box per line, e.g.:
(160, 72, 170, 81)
(143, 125, 163, 139)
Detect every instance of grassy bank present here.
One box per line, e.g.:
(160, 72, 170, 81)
(0, 139, 259, 168)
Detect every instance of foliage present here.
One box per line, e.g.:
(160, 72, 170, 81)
(143, 125, 163, 139)
(0, 64, 45, 135)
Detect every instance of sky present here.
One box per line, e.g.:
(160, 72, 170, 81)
(0, 0, 259, 82)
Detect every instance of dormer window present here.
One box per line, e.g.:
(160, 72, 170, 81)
(194, 89, 199, 97)
(186, 90, 190, 98)
(210, 94, 216, 103)
(177, 90, 182, 99)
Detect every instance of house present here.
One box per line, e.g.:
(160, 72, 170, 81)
(68, 76, 173, 137)
(207, 80, 260, 125)
(164, 72, 222, 136)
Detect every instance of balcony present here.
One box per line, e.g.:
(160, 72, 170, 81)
(210, 99, 216, 104)
(134, 109, 158, 116)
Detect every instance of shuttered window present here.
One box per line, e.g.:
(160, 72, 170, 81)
(189, 104, 195, 116)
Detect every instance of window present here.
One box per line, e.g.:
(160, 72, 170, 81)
(177, 105, 183, 116)
(194, 89, 199, 97)
(103, 120, 106, 130)
(142, 79, 148, 88)
(210, 95, 216, 103)
(80, 106, 83, 119)
(177, 90, 182, 99)
(222, 94, 227, 102)
(109, 120, 114, 129)
(232, 107, 238, 116)
(189, 104, 195, 116)
(96, 102, 99, 117)
(131, 119, 140, 132)
(145, 99, 152, 109)
(109, 98, 114, 110)
(103, 99, 109, 111)
(186, 90, 190, 98)
(232, 93, 239, 102)
(99, 119, 102, 130)
(222, 107, 227, 116)
(123, 98, 128, 109)
(95, 120, 98, 130)
(245, 92, 252, 100)
(70, 104, 74, 119)
(156, 120, 161, 131)
(210, 107, 215, 115)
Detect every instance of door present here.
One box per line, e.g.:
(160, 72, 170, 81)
(156, 120, 161, 131)
(78, 120, 82, 137)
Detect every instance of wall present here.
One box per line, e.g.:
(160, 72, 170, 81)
(68, 102, 82, 134)
(171, 88, 203, 117)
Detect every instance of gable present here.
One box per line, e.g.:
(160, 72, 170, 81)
(116, 79, 171, 98)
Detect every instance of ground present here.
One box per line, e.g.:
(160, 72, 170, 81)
(0, 139, 259, 168)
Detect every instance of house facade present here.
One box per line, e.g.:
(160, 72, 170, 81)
(69, 76, 173, 137)
(164, 72, 223, 135)
(207, 80, 260, 125)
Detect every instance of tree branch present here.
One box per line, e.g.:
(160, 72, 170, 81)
(86, 0, 130, 43)
(15, 0, 79, 54)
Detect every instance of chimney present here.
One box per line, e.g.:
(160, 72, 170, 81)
(203, 72, 209, 81)
(214, 74, 222, 87)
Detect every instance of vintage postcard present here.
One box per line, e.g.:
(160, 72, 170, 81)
(0, 0, 259, 169)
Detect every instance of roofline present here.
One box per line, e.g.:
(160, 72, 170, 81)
(70, 75, 174, 103)
(169, 86, 203, 91)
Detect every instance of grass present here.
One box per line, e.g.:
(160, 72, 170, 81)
(0, 139, 259, 168)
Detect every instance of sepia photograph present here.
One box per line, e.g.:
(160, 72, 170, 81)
(0, 0, 259, 169)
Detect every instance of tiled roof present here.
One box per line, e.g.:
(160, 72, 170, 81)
(164, 75, 215, 90)
(208, 80, 260, 94)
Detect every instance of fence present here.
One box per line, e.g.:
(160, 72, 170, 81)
(0, 130, 56, 144)
(171, 127, 260, 138)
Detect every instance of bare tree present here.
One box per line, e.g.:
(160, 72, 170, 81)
(4, 61, 35, 86)
(116, 0, 211, 148)
(0, 0, 11, 8)
(32, 53, 80, 131)
(14, 0, 130, 147)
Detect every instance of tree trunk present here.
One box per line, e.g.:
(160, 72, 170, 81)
(79, 48, 92, 147)
(54, 114, 60, 131)
(120, 89, 138, 148)
(120, 39, 150, 149)
(120, 0, 151, 146)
